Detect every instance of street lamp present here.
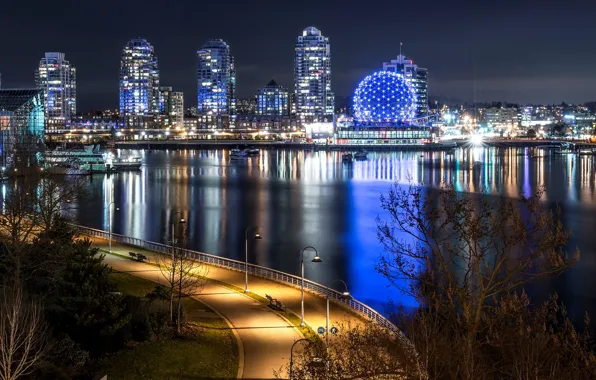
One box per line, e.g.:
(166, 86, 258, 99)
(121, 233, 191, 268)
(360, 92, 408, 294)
(108, 201, 120, 253)
(300, 246, 322, 327)
(325, 279, 351, 347)
(290, 338, 324, 380)
(170, 211, 186, 247)
(244, 226, 262, 293)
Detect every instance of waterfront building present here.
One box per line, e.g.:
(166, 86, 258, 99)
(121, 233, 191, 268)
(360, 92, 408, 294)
(0, 89, 45, 169)
(159, 87, 184, 128)
(294, 26, 334, 123)
(197, 39, 236, 128)
(119, 38, 160, 129)
(69, 112, 118, 131)
(335, 70, 432, 145)
(35, 52, 76, 130)
(383, 54, 428, 118)
(483, 106, 519, 130)
(256, 80, 289, 117)
(236, 98, 256, 115)
(236, 114, 300, 131)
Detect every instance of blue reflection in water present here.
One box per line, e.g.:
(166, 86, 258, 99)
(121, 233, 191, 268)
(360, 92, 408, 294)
(71, 147, 596, 321)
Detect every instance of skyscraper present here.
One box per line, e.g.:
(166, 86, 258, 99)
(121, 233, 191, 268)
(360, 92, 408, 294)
(294, 26, 334, 123)
(256, 80, 289, 117)
(159, 87, 184, 128)
(383, 54, 428, 118)
(196, 39, 235, 128)
(119, 38, 159, 128)
(35, 52, 76, 130)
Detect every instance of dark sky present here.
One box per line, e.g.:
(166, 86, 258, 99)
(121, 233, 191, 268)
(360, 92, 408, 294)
(1, 0, 594, 110)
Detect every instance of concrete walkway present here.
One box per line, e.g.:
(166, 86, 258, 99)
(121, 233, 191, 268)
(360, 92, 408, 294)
(95, 238, 365, 379)
(105, 253, 301, 379)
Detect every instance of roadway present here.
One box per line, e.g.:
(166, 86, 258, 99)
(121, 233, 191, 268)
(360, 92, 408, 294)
(94, 238, 363, 379)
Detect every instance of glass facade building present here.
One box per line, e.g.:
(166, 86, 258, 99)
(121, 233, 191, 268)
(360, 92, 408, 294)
(0, 89, 45, 169)
(197, 39, 236, 128)
(256, 80, 289, 117)
(383, 55, 428, 118)
(119, 38, 160, 128)
(35, 52, 76, 130)
(294, 26, 334, 123)
(159, 87, 184, 128)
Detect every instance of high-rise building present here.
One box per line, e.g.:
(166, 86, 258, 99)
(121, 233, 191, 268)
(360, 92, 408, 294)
(256, 80, 289, 117)
(158, 87, 184, 128)
(119, 38, 159, 128)
(196, 39, 236, 128)
(294, 26, 334, 123)
(383, 54, 428, 118)
(35, 52, 76, 130)
(0, 89, 45, 169)
(236, 98, 257, 115)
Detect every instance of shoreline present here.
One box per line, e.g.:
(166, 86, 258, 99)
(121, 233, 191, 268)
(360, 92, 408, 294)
(113, 138, 579, 151)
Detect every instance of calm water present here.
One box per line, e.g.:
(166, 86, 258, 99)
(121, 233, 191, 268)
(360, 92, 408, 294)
(72, 147, 596, 319)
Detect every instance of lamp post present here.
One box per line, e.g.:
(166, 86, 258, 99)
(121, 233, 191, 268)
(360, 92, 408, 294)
(108, 201, 120, 253)
(244, 226, 262, 293)
(325, 279, 351, 347)
(300, 246, 322, 327)
(170, 211, 186, 247)
(290, 338, 312, 380)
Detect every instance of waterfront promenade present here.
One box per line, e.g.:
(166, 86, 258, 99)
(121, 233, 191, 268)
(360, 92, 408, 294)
(90, 236, 372, 379)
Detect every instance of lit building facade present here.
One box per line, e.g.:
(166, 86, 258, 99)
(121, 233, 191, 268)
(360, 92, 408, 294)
(237, 98, 256, 115)
(383, 55, 428, 118)
(0, 89, 45, 169)
(294, 26, 334, 123)
(159, 87, 184, 128)
(35, 52, 76, 130)
(256, 80, 289, 117)
(197, 39, 236, 128)
(119, 38, 160, 129)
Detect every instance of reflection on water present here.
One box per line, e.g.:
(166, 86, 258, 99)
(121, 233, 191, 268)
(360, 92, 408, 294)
(73, 147, 596, 318)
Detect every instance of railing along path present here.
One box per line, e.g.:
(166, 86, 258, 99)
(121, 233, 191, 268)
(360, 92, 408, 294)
(76, 225, 400, 334)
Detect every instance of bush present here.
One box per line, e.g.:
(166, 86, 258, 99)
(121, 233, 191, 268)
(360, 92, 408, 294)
(126, 295, 171, 341)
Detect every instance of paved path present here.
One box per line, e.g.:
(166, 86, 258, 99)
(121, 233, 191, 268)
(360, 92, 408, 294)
(105, 253, 301, 379)
(96, 239, 364, 379)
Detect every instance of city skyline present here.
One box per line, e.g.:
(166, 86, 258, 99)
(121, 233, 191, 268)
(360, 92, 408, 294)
(1, 0, 596, 110)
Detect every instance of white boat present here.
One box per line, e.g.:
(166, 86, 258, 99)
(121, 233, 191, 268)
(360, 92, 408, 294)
(245, 148, 259, 156)
(353, 150, 368, 160)
(342, 153, 353, 163)
(113, 156, 143, 170)
(230, 148, 247, 160)
(579, 149, 594, 156)
(43, 145, 113, 173)
(46, 163, 90, 175)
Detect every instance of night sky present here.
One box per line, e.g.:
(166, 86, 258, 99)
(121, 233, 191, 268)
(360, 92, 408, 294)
(1, 0, 594, 110)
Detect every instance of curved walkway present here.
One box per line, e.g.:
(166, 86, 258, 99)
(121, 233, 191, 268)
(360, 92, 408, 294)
(104, 253, 301, 379)
(93, 238, 367, 379)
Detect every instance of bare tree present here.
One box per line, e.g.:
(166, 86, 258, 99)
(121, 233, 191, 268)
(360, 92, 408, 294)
(376, 182, 579, 379)
(0, 283, 47, 380)
(157, 226, 208, 333)
(35, 176, 87, 233)
(377, 183, 578, 335)
(277, 321, 413, 380)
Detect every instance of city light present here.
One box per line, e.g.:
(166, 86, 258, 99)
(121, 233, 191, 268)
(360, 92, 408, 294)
(353, 71, 417, 124)
(470, 134, 483, 146)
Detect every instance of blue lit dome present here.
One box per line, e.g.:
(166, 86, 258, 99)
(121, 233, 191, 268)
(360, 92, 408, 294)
(353, 71, 417, 124)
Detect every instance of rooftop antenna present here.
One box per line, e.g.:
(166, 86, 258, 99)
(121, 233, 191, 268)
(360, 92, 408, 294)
(399, 42, 403, 63)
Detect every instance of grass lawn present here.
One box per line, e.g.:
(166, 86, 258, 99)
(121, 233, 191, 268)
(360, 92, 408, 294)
(99, 272, 238, 380)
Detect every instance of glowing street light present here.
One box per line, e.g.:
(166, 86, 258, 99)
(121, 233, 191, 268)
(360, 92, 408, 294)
(300, 246, 322, 326)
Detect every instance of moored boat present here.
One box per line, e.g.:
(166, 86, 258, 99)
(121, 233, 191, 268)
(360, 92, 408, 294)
(353, 150, 368, 160)
(230, 148, 247, 160)
(342, 153, 353, 162)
